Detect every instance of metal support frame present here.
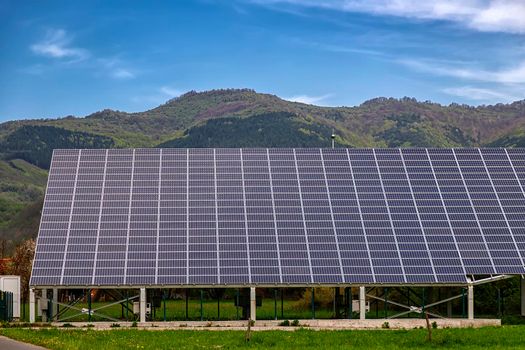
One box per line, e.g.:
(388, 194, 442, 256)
(274, 289, 278, 320)
(462, 288, 466, 318)
(185, 289, 189, 320)
(311, 288, 315, 319)
(384, 287, 388, 318)
(470, 275, 512, 286)
(163, 289, 167, 321)
(28, 275, 513, 323)
(200, 290, 204, 321)
(87, 289, 92, 322)
(54, 294, 139, 322)
(346, 287, 352, 319)
(235, 289, 239, 320)
(217, 292, 220, 320)
(521, 277, 525, 317)
(367, 292, 462, 319)
(281, 289, 284, 319)
(125, 290, 129, 321)
(421, 288, 426, 319)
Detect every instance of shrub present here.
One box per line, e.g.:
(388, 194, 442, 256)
(294, 288, 335, 310)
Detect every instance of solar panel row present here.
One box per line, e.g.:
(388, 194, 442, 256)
(30, 148, 525, 287)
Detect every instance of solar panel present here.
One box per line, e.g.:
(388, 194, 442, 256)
(30, 148, 525, 287)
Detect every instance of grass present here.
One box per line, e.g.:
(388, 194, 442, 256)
(2, 326, 525, 349)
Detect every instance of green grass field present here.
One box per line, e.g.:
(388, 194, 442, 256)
(1, 326, 525, 349)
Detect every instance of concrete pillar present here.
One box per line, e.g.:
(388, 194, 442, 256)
(359, 286, 366, 320)
(250, 287, 256, 322)
(41, 288, 47, 322)
(468, 285, 474, 320)
(140, 288, 146, 323)
(29, 289, 35, 323)
(521, 278, 525, 316)
(52, 288, 58, 321)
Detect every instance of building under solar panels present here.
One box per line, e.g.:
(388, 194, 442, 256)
(28, 148, 525, 323)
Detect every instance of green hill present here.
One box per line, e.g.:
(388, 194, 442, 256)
(1, 88, 525, 252)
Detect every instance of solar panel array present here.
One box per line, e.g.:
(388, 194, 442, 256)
(30, 148, 525, 287)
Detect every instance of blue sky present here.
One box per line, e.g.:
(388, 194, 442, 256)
(1, 0, 524, 121)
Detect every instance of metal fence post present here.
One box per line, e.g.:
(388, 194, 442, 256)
(200, 290, 203, 321)
(311, 288, 315, 319)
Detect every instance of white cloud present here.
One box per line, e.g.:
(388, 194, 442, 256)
(111, 68, 135, 79)
(131, 86, 183, 106)
(283, 93, 333, 105)
(98, 57, 136, 80)
(291, 37, 385, 56)
(30, 30, 137, 80)
(250, 0, 525, 34)
(401, 58, 525, 103)
(160, 86, 182, 98)
(31, 29, 89, 60)
(443, 86, 520, 102)
(399, 58, 525, 84)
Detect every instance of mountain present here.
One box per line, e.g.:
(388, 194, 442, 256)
(1, 88, 525, 252)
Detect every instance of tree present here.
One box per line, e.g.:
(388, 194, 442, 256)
(8, 239, 36, 302)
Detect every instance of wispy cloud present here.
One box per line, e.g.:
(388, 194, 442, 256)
(289, 37, 385, 57)
(30, 28, 136, 80)
(111, 68, 134, 79)
(30, 29, 89, 61)
(97, 57, 136, 80)
(443, 86, 520, 103)
(131, 86, 183, 106)
(283, 93, 333, 105)
(249, 0, 525, 34)
(399, 57, 525, 103)
(399, 58, 525, 84)
(159, 86, 182, 98)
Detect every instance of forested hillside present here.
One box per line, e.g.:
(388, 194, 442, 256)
(1, 88, 525, 252)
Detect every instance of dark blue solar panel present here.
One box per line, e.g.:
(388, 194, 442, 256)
(30, 148, 525, 287)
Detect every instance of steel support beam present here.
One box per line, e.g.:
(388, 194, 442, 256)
(359, 286, 366, 320)
(521, 278, 525, 317)
(56, 294, 138, 323)
(469, 275, 513, 286)
(367, 292, 462, 319)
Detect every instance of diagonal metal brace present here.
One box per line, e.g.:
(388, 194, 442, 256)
(53, 295, 139, 322)
(366, 293, 462, 319)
